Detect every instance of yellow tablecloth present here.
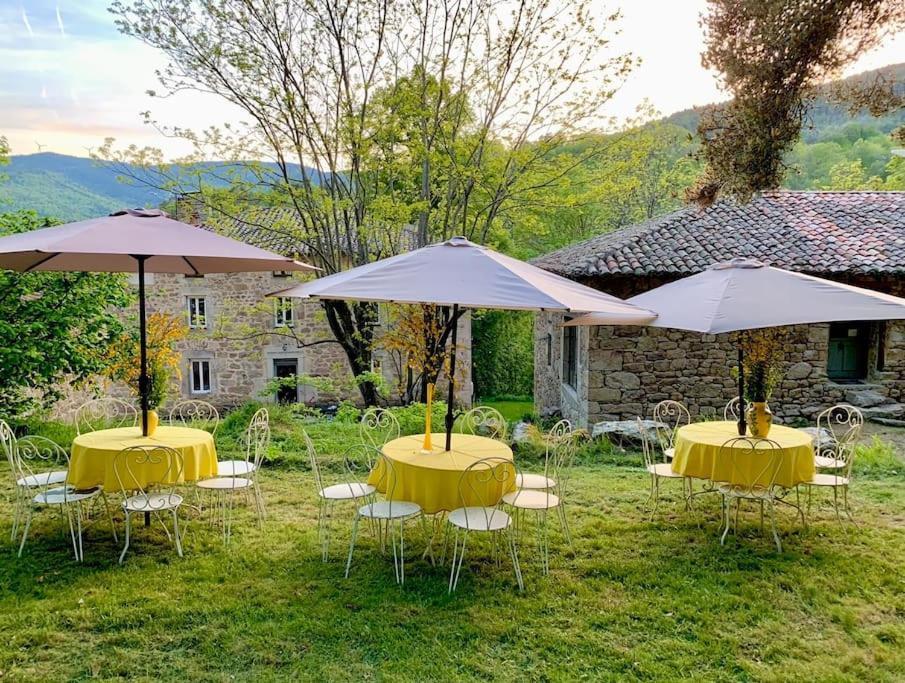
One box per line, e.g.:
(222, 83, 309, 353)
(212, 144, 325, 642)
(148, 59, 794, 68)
(69, 426, 218, 491)
(368, 433, 514, 514)
(672, 421, 815, 488)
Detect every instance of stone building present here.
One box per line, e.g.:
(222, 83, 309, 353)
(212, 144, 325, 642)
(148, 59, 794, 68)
(532, 191, 905, 427)
(72, 207, 472, 413)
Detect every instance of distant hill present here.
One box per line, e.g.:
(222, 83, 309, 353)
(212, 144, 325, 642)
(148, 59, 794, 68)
(0, 153, 317, 222)
(664, 62, 905, 142)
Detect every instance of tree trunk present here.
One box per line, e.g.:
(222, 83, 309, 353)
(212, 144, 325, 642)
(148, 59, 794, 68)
(322, 299, 380, 406)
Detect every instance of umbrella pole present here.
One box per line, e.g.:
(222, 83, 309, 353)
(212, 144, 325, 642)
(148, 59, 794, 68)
(135, 256, 150, 437)
(445, 304, 459, 451)
(737, 345, 746, 436)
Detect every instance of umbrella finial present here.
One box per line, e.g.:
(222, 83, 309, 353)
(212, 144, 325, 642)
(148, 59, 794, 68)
(110, 208, 168, 218)
(710, 257, 765, 270)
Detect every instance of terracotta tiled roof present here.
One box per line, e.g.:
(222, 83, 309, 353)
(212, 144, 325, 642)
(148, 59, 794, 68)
(532, 191, 905, 278)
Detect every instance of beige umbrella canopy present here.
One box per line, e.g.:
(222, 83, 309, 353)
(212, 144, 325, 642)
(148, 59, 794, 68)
(566, 258, 905, 434)
(273, 235, 656, 449)
(0, 208, 315, 434)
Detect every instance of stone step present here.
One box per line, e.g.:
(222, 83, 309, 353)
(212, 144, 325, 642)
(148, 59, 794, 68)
(861, 403, 905, 421)
(845, 387, 893, 408)
(870, 417, 905, 428)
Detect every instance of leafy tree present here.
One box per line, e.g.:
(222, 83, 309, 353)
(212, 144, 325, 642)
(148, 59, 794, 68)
(107, 0, 635, 405)
(0, 211, 132, 417)
(691, 0, 905, 204)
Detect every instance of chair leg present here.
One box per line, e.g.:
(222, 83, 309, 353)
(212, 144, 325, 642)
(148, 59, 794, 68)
(17, 505, 36, 558)
(119, 512, 132, 564)
(101, 492, 118, 544)
(540, 510, 550, 576)
(345, 513, 361, 579)
(507, 528, 524, 591)
(843, 485, 856, 525)
(558, 502, 573, 549)
(833, 486, 842, 525)
(767, 500, 782, 553)
(720, 496, 731, 546)
(11, 487, 23, 542)
(172, 510, 183, 558)
(75, 503, 85, 562)
(398, 519, 406, 585)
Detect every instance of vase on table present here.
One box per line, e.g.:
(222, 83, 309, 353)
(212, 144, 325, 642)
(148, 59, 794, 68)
(746, 402, 772, 438)
(146, 409, 159, 436)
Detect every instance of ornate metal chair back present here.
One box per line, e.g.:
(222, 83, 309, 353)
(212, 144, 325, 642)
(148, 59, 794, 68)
(457, 456, 518, 530)
(358, 408, 401, 449)
(244, 408, 271, 472)
(15, 435, 71, 500)
(302, 430, 324, 493)
(717, 437, 783, 498)
(168, 400, 221, 435)
(0, 419, 17, 472)
(113, 445, 184, 509)
(724, 397, 741, 422)
(652, 400, 691, 455)
(547, 423, 581, 501)
(637, 418, 657, 469)
(816, 404, 863, 480)
(75, 398, 138, 435)
(460, 406, 508, 441)
(341, 442, 381, 508)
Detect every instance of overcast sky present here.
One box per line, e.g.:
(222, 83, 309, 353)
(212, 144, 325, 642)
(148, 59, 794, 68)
(2, 0, 904, 159)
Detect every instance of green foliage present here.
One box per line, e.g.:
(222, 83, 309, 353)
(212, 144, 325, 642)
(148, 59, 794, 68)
(854, 436, 903, 478)
(471, 310, 534, 399)
(334, 401, 362, 424)
(0, 211, 131, 417)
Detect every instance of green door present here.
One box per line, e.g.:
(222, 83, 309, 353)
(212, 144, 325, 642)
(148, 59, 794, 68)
(827, 322, 869, 381)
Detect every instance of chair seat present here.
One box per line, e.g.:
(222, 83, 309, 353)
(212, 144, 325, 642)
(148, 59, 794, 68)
(515, 472, 555, 490)
(217, 460, 256, 476)
(123, 492, 183, 512)
(197, 476, 253, 491)
(17, 470, 68, 488)
(647, 462, 683, 478)
(806, 473, 850, 487)
(501, 489, 561, 510)
(664, 447, 675, 459)
(319, 482, 375, 501)
(448, 506, 511, 532)
(33, 486, 101, 506)
(814, 455, 846, 470)
(357, 500, 421, 519)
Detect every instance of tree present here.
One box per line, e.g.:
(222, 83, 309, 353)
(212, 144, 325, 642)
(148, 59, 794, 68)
(691, 0, 905, 204)
(107, 0, 635, 405)
(0, 211, 132, 417)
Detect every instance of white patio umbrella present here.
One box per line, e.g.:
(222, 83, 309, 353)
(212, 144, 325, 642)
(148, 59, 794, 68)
(0, 208, 315, 434)
(272, 236, 656, 449)
(566, 258, 905, 434)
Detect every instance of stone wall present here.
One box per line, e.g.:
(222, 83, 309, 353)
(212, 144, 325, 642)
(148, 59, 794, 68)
(534, 273, 905, 428)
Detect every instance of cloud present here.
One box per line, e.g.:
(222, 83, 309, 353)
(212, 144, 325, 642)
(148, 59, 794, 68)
(20, 7, 34, 36)
(55, 5, 66, 37)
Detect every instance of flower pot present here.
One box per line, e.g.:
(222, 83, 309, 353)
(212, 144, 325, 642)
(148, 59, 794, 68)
(746, 401, 772, 438)
(146, 409, 159, 436)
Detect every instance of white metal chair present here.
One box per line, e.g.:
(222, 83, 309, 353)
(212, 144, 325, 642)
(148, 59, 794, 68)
(168, 399, 220, 435)
(216, 407, 267, 485)
(803, 407, 861, 525)
(638, 418, 687, 518)
(305, 431, 376, 561)
(345, 447, 422, 584)
(713, 437, 785, 552)
(114, 445, 185, 563)
(502, 428, 578, 574)
(460, 406, 508, 441)
(814, 404, 863, 470)
(724, 397, 741, 422)
(15, 435, 116, 561)
(358, 408, 401, 449)
(447, 456, 523, 593)
(652, 400, 691, 459)
(516, 419, 571, 491)
(74, 397, 138, 435)
(197, 410, 270, 542)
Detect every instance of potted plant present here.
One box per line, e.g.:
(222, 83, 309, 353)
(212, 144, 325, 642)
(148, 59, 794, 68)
(106, 312, 185, 435)
(738, 328, 784, 438)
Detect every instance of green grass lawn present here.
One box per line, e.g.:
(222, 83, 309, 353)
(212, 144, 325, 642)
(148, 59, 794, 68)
(2, 423, 905, 681)
(480, 398, 534, 422)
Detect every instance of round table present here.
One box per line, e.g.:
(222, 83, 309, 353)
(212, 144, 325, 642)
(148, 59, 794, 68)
(368, 433, 514, 514)
(671, 421, 815, 488)
(69, 426, 218, 491)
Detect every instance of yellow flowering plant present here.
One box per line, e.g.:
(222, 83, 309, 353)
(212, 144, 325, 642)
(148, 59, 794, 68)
(736, 328, 785, 403)
(105, 312, 186, 409)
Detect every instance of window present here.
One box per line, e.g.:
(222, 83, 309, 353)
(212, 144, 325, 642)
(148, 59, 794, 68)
(187, 296, 207, 329)
(562, 325, 577, 389)
(274, 297, 295, 327)
(190, 360, 212, 394)
(272, 270, 291, 278)
(546, 332, 553, 366)
(827, 321, 870, 382)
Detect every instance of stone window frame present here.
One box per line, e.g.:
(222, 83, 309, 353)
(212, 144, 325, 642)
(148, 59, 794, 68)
(186, 295, 208, 330)
(562, 323, 578, 390)
(274, 297, 296, 328)
(189, 358, 213, 395)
